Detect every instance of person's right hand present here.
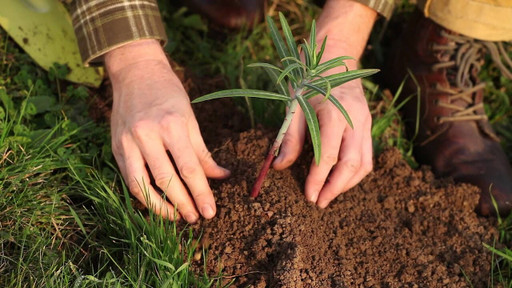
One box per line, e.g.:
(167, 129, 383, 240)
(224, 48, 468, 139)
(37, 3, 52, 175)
(105, 39, 230, 223)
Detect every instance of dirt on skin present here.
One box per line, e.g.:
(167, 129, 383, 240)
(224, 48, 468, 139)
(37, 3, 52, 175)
(185, 74, 498, 287)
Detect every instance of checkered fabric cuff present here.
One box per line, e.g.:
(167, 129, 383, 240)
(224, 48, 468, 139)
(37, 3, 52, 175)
(353, 0, 395, 19)
(72, 0, 167, 66)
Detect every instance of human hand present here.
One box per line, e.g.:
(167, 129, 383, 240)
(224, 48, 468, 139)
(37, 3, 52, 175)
(273, 76, 372, 208)
(105, 40, 230, 223)
(272, 0, 376, 208)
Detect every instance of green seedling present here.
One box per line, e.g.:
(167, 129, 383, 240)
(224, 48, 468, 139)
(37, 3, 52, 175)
(192, 13, 378, 198)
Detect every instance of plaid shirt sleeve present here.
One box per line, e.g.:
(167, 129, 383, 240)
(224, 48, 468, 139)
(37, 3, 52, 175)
(353, 0, 395, 19)
(71, 0, 167, 66)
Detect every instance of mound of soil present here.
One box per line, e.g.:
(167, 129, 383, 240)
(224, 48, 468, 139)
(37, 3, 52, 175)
(94, 62, 498, 287)
(190, 98, 497, 287)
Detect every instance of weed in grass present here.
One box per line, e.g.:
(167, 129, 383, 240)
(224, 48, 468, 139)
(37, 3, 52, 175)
(192, 13, 378, 198)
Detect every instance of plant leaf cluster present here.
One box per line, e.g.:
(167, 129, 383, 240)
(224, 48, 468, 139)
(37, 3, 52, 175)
(193, 12, 378, 164)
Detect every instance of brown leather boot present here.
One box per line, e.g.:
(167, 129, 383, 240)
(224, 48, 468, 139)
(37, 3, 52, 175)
(183, 0, 265, 29)
(385, 11, 512, 216)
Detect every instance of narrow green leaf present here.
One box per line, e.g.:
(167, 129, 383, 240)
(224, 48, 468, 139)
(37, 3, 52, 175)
(67, 205, 87, 236)
(304, 83, 327, 98)
(263, 67, 290, 97)
(281, 56, 308, 69)
(316, 35, 328, 66)
(172, 262, 190, 276)
(147, 254, 176, 270)
(303, 69, 379, 98)
(322, 76, 332, 102)
(304, 83, 352, 128)
(277, 63, 302, 84)
(307, 76, 332, 102)
(267, 16, 291, 61)
(328, 96, 353, 129)
(192, 89, 290, 103)
(247, 62, 283, 72)
(267, 15, 301, 85)
(296, 95, 321, 165)
(483, 243, 512, 261)
(301, 43, 312, 67)
(309, 20, 317, 64)
(312, 56, 353, 76)
(279, 12, 301, 62)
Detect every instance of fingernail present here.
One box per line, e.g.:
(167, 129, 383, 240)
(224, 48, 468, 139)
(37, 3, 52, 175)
(317, 200, 328, 209)
(306, 192, 318, 203)
(273, 154, 286, 169)
(201, 205, 215, 219)
(221, 167, 231, 176)
(184, 213, 198, 223)
(307, 191, 318, 203)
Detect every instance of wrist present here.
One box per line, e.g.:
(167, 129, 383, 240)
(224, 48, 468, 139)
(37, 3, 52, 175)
(104, 39, 184, 91)
(105, 39, 170, 78)
(316, 0, 377, 64)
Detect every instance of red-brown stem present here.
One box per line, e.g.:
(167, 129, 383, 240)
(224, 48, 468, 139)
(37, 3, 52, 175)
(250, 142, 280, 198)
(250, 92, 301, 198)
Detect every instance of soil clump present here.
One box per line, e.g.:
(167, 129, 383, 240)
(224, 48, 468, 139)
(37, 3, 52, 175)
(190, 98, 497, 287)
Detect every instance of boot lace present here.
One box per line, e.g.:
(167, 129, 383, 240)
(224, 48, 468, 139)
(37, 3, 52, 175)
(431, 31, 512, 124)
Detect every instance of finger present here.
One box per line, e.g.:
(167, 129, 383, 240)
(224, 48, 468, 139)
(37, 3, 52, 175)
(315, 119, 365, 208)
(188, 120, 231, 179)
(132, 127, 201, 223)
(304, 109, 344, 203)
(163, 119, 217, 219)
(342, 117, 373, 190)
(273, 107, 306, 170)
(116, 137, 178, 220)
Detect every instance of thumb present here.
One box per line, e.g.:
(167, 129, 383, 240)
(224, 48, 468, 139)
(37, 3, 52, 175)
(273, 108, 306, 170)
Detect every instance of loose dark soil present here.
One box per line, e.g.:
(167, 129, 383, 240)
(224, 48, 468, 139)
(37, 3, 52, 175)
(93, 62, 498, 287)
(186, 71, 498, 287)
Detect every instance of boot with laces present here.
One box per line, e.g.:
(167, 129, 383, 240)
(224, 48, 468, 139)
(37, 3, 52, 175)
(385, 11, 512, 216)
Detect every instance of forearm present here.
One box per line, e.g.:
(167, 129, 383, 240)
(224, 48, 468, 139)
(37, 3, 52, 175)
(316, 0, 378, 70)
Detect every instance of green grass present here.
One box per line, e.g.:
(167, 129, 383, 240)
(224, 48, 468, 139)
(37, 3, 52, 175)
(1, 0, 512, 287)
(0, 25, 223, 287)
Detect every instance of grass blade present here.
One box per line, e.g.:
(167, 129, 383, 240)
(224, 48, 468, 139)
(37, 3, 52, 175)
(296, 95, 321, 165)
(192, 89, 290, 103)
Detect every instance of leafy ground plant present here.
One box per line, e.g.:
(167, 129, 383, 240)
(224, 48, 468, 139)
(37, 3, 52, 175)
(192, 13, 378, 198)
